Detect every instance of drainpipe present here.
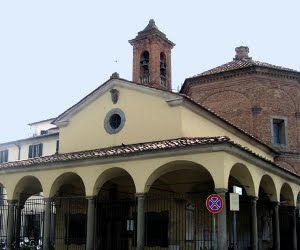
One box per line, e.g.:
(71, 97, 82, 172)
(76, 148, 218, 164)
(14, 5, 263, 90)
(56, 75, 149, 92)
(15, 143, 21, 160)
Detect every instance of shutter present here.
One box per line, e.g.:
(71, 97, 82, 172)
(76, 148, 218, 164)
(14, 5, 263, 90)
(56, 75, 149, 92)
(4, 150, 8, 162)
(38, 143, 43, 157)
(28, 145, 33, 158)
(56, 140, 59, 153)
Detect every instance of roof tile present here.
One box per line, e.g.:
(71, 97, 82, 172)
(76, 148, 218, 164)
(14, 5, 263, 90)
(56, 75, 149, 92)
(193, 58, 299, 77)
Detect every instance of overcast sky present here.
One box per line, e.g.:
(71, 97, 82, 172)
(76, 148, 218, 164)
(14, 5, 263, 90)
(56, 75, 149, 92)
(0, 1, 299, 142)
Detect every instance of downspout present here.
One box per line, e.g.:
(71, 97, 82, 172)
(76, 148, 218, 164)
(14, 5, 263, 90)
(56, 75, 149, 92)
(15, 143, 21, 160)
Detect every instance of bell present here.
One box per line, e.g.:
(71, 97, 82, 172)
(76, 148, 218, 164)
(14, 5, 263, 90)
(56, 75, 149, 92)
(140, 59, 149, 69)
(160, 62, 166, 70)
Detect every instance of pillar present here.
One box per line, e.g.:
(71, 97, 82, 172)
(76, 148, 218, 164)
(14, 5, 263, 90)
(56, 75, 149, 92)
(273, 202, 280, 250)
(251, 197, 258, 250)
(43, 198, 51, 250)
(292, 207, 297, 250)
(86, 196, 96, 250)
(15, 204, 23, 249)
(136, 193, 145, 250)
(215, 188, 227, 250)
(7, 200, 16, 250)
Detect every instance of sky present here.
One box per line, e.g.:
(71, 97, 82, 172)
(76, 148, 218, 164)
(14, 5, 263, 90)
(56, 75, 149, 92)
(0, 1, 299, 142)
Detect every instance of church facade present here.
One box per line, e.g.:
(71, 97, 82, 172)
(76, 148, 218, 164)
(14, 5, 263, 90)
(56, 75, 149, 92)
(0, 20, 299, 250)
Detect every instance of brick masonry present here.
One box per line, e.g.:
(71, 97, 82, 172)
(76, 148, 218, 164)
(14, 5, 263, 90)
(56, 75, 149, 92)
(183, 70, 300, 174)
(131, 37, 173, 91)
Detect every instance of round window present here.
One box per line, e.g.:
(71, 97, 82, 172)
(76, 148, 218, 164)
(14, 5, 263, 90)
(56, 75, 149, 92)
(104, 108, 126, 134)
(109, 114, 121, 129)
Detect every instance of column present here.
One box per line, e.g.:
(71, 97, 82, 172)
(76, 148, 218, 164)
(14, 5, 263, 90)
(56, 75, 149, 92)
(292, 207, 297, 250)
(7, 200, 16, 250)
(86, 196, 96, 250)
(15, 203, 23, 249)
(273, 202, 280, 250)
(215, 188, 227, 250)
(136, 193, 145, 250)
(251, 197, 258, 250)
(43, 198, 51, 250)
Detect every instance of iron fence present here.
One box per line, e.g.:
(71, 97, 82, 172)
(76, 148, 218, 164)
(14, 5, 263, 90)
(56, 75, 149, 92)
(51, 196, 88, 250)
(144, 192, 214, 250)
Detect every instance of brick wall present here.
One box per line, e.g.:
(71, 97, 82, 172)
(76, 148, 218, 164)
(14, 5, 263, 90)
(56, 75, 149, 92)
(131, 37, 173, 91)
(184, 73, 300, 173)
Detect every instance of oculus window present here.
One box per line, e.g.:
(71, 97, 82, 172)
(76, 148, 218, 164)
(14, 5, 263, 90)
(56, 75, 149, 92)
(104, 108, 126, 134)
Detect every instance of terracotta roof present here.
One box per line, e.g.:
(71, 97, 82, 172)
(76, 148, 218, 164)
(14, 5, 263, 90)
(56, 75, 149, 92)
(0, 137, 227, 169)
(0, 136, 298, 177)
(192, 58, 299, 78)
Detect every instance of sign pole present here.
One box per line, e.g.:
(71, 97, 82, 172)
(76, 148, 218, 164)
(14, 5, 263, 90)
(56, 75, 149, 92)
(206, 194, 224, 250)
(213, 213, 216, 250)
(233, 211, 237, 250)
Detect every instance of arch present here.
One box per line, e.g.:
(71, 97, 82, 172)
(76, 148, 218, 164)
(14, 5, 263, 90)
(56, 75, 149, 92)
(144, 160, 215, 193)
(201, 90, 253, 133)
(259, 88, 297, 112)
(280, 183, 295, 206)
(140, 51, 150, 69)
(49, 172, 86, 198)
(228, 163, 255, 196)
(258, 174, 278, 202)
(93, 167, 136, 196)
(13, 175, 43, 203)
(160, 52, 167, 77)
(276, 161, 297, 174)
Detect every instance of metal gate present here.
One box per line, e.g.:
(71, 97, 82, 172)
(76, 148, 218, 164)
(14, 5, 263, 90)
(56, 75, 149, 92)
(16, 198, 45, 249)
(279, 206, 293, 250)
(95, 196, 137, 250)
(227, 197, 251, 250)
(51, 196, 88, 250)
(144, 193, 214, 250)
(0, 198, 8, 247)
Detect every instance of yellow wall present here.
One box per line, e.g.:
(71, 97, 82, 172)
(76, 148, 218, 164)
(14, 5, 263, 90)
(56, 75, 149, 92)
(180, 107, 273, 160)
(59, 82, 272, 162)
(0, 151, 299, 205)
(59, 85, 182, 153)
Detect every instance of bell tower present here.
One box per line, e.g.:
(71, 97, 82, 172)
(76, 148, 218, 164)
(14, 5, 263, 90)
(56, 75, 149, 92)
(129, 19, 175, 91)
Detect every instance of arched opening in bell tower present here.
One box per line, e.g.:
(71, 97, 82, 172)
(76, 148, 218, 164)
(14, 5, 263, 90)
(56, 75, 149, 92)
(139, 51, 150, 84)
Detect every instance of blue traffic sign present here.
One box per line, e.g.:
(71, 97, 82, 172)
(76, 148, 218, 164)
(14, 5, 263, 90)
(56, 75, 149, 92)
(206, 194, 224, 214)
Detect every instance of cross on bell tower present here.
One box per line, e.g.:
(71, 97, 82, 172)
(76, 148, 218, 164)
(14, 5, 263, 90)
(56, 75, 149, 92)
(129, 19, 175, 91)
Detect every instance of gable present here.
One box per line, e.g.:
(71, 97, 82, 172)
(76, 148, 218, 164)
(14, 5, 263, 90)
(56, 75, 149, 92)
(55, 79, 274, 161)
(57, 80, 183, 153)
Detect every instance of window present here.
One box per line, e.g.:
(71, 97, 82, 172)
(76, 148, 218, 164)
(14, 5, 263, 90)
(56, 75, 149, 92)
(0, 149, 8, 163)
(56, 140, 59, 154)
(104, 108, 126, 134)
(271, 118, 287, 145)
(109, 114, 121, 129)
(28, 143, 43, 158)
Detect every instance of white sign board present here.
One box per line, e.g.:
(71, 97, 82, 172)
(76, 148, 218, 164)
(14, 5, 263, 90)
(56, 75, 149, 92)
(230, 193, 239, 211)
(233, 186, 242, 196)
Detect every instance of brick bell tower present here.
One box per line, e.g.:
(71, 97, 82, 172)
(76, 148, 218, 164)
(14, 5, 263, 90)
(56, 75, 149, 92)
(129, 19, 175, 91)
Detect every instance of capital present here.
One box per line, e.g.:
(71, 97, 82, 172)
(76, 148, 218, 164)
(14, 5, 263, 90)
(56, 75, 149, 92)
(135, 193, 146, 199)
(214, 188, 228, 196)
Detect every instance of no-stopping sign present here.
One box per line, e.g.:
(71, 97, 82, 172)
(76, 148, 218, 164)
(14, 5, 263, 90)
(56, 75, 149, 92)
(206, 194, 224, 214)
